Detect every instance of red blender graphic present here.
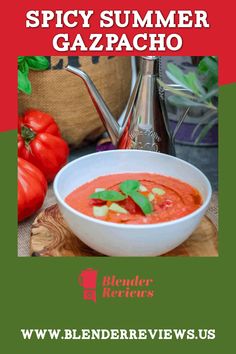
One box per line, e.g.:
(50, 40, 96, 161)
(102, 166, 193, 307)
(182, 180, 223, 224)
(78, 268, 98, 303)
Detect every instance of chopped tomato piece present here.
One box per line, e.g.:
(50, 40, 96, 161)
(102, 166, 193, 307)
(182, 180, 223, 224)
(89, 199, 106, 206)
(159, 199, 173, 209)
(119, 196, 143, 214)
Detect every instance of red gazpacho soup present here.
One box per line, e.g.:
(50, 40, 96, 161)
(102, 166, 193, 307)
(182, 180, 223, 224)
(65, 173, 202, 225)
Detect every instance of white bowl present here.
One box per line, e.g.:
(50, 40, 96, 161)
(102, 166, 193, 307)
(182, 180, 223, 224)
(54, 150, 212, 256)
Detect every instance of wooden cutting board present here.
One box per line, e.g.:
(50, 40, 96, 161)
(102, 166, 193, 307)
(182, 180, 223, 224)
(30, 204, 218, 257)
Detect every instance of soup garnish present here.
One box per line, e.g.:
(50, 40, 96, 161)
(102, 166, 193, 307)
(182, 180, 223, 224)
(65, 173, 202, 225)
(90, 179, 153, 215)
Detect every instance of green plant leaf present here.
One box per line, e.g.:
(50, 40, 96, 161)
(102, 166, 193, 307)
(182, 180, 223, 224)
(157, 79, 196, 100)
(157, 59, 218, 144)
(168, 95, 210, 108)
(184, 71, 206, 96)
(129, 191, 152, 215)
(198, 56, 218, 91)
(166, 63, 206, 97)
(120, 180, 140, 194)
(89, 190, 126, 201)
(203, 86, 218, 100)
(26, 56, 49, 70)
(18, 69, 31, 94)
(191, 110, 217, 139)
(194, 117, 218, 144)
(166, 64, 194, 92)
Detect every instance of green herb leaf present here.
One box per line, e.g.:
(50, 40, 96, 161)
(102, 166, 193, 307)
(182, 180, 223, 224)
(166, 63, 206, 97)
(18, 69, 31, 95)
(191, 110, 217, 139)
(89, 190, 126, 201)
(18, 56, 25, 64)
(129, 191, 152, 215)
(157, 78, 194, 98)
(168, 95, 210, 108)
(18, 59, 29, 76)
(184, 71, 206, 97)
(120, 180, 152, 215)
(194, 117, 218, 145)
(166, 63, 196, 93)
(198, 56, 218, 91)
(26, 56, 49, 70)
(120, 180, 140, 194)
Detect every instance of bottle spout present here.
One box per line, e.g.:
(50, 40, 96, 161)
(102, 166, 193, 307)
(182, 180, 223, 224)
(65, 65, 120, 146)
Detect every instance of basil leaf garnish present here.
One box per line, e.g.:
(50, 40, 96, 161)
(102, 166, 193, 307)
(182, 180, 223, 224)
(18, 69, 31, 95)
(120, 180, 152, 215)
(26, 56, 49, 71)
(120, 180, 140, 194)
(89, 190, 126, 201)
(89, 179, 153, 216)
(129, 191, 153, 215)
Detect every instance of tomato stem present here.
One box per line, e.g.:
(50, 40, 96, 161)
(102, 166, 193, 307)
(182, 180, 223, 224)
(21, 125, 36, 145)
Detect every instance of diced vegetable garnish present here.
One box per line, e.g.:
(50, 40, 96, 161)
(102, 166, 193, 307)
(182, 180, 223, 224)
(138, 184, 148, 192)
(159, 200, 173, 209)
(90, 179, 153, 216)
(109, 203, 128, 214)
(148, 193, 155, 201)
(152, 187, 165, 195)
(93, 205, 109, 217)
(89, 198, 106, 206)
(95, 188, 106, 192)
(119, 197, 141, 214)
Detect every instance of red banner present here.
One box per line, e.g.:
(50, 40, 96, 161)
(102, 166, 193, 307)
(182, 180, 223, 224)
(0, 0, 235, 132)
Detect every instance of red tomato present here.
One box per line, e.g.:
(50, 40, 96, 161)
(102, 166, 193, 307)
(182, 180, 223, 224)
(20, 109, 61, 136)
(18, 110, 69, 182)
(17, 133, 24, 155)
(18, 118, 22, 133)
(18, 158, 47, 222)
(119, 196, 142, 214)
(89, 199, 106, 206)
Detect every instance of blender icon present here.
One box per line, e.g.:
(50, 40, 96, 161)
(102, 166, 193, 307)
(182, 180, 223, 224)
(78, 268, 98, 303)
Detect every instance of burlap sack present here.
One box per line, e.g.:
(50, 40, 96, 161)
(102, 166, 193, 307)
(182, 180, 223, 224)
(18, 56, 132, 147)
